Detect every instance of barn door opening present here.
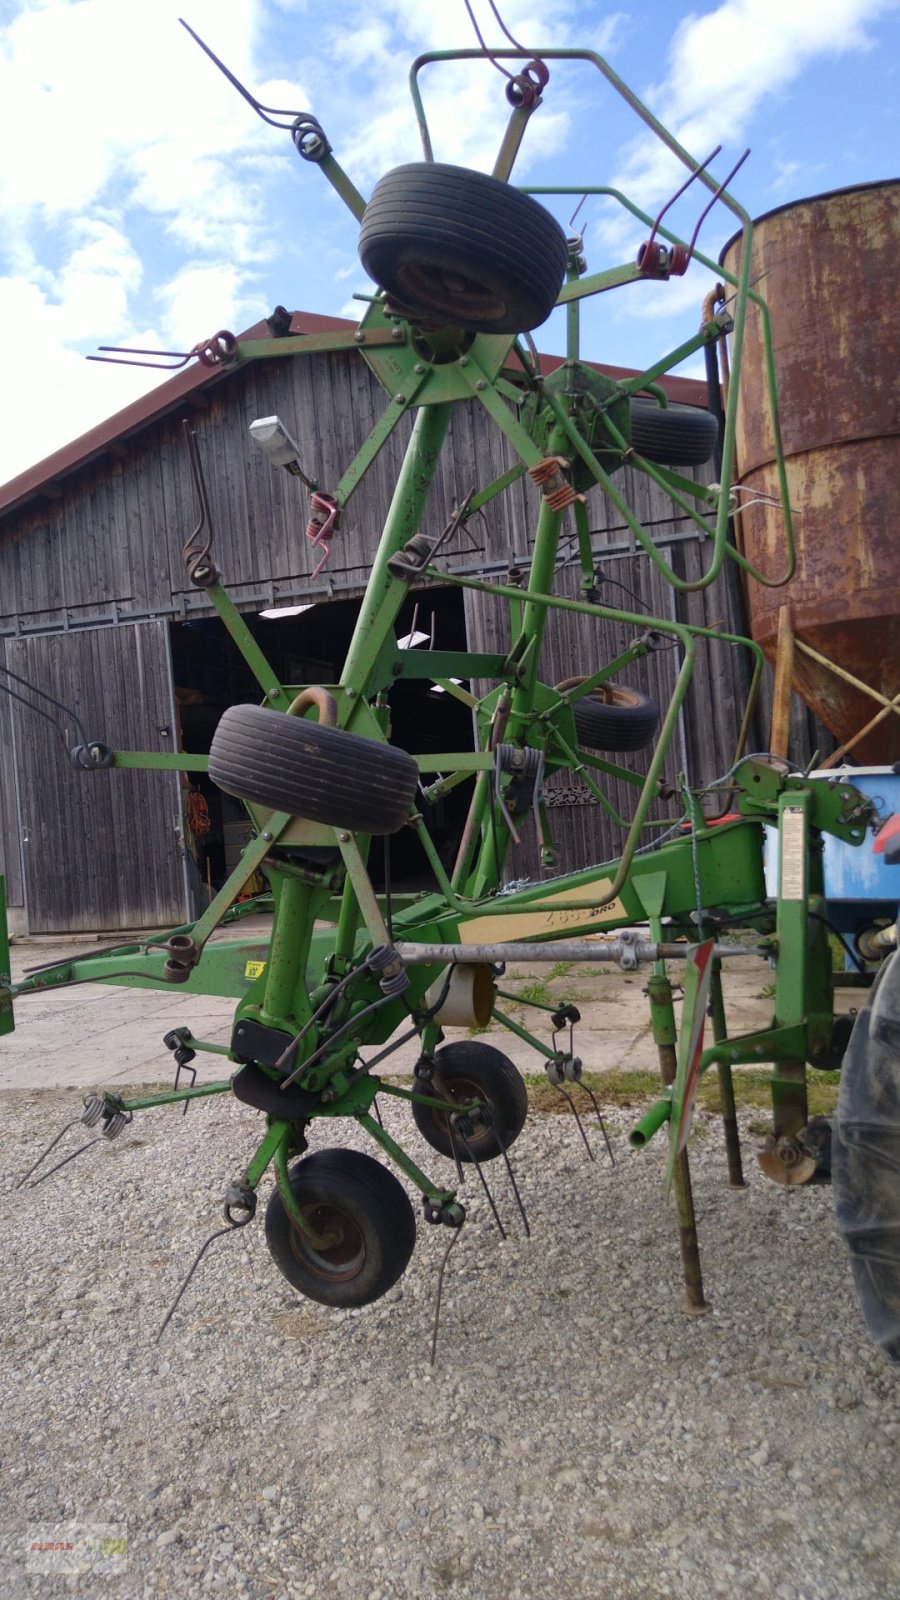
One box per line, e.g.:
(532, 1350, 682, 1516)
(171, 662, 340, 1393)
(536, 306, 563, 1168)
(171, 586, 473, 895)
(8, 621, 188, 933)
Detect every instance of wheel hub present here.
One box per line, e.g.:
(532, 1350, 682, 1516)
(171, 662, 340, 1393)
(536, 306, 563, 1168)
(395, 260, 508, 325)
(290, 1202, 366, 1280)
(757, 1134, 817, 1186)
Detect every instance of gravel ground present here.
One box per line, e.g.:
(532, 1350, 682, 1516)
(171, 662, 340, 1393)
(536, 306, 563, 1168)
(1, 1085, 899, 1600)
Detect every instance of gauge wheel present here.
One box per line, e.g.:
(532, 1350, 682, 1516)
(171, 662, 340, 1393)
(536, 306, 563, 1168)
(556, 676, 660, 753)
(265, 1148, 416, 1308)
(833, 951, 900, 1363)
(413, 1041, 528, 1162)
(629, 399, 719, 466)
(209, 703, 419, 835)
(359, 163, 568, 334)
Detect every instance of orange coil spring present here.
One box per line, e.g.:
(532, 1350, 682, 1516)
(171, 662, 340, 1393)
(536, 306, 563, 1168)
(543, 482, 585, 512)
(528, 455, 569, 488)
(528, 458, 584, 512)
(186, 788, 211, 837)
(305, 492, 340, 578)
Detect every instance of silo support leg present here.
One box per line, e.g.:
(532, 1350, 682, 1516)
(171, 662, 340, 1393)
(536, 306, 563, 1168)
(769, 604, 794, 759)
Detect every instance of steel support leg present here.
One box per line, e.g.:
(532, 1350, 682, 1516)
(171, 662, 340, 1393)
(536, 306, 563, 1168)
(709, 957, 746, 1187)
(647, 974, 708, 1314)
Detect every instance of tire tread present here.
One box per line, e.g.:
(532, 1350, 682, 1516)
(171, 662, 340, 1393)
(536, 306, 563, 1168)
(209, 704, 418, 835)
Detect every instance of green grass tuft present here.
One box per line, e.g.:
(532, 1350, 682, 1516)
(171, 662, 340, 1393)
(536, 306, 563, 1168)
(521, 1067, 840, 1118)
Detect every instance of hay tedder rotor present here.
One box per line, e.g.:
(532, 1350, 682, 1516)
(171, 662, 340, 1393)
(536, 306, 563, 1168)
(3, 29, 898, 1362)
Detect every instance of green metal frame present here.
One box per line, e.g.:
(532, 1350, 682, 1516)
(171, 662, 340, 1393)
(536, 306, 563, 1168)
(0, 43, 879, 1300)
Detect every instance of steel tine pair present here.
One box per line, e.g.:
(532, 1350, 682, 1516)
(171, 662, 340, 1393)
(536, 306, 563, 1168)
(430, 1121, 531, 1364)
(449, 1123, 506, 1239)
(450, 1115, 530, 1240)
(554, 1084, 595, 1162)
(578, 1081, 616, 1166)
(14, 1118, 103, 1190)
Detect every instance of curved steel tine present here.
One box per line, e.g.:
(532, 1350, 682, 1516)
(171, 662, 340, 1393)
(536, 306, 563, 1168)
(181, 420, 217, 580)
(644, 145, 721, 251)
(25, 1136, 105, 1189)
(446, 1120, 466, 1188)
(568, 192, 588, 230)
(430, 1219, 464, 1368)
(453, 1127, 506, 1239)
(180, 20, 306, 128)
(0, 664, 91, 751)
(88, 347, 194, 370)
(156, 1206, 254, 1343)
(578, 1081, 616, 1166)
(156, 1224, 235, 1343)
(686, 148, 750, 257)
(497, 1140, 530, 1238)
(555, 1084, 594, 1162)
(14, 1117, 82, 1189)
(174, 1055, 197, 1117)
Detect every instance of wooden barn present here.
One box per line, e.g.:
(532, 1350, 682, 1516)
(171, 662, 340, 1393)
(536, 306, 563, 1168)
(0, 309, 826, 934)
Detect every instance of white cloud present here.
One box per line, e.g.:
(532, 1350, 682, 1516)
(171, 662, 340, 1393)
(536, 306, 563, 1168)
(1, 0, 896, 485)
(582, 203, 645, 266)
(326, 0, 617, 183)
(0, 2, 270, 215)
(0, 0, 314, 293)
(669, 353, 708, 380)
(54, 220, 144, 335)
(0, 0, 308, 480)
(611, 0, 898, 208)
(0, 274, 164, 480)
(767, 155, 826, 196)
(154, 263, 260, 348)
(622, 265, 721, 321)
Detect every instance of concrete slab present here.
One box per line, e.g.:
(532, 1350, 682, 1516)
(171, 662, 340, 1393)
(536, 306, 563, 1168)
(3, 927, 861, 1092)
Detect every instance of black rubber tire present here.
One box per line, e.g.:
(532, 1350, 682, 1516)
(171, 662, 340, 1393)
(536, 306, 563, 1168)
(413, 1041, 528, 1162)
(208, 704, 418, 835)
(265, 1148, 416, 1308)
(808, 1011, 856, 1072)
(629, 399, 718, 466)
(557, 676, 660, 753)
(833, 951, 900, 1363)
(359, 163, 568, 334)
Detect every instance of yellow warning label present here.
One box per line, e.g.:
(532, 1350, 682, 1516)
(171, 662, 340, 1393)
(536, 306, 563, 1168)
(779, 807, 806, 902)
(244, 960, 267, 979)
(458, 881, 627, 943)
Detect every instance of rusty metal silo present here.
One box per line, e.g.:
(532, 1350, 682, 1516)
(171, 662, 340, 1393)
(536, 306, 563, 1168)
(721, 181, 900, 762)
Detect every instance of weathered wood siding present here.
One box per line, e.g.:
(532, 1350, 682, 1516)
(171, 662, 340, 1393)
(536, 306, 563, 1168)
(0, 638, 24, 908)
(0, 353, 544, 630)
(0, 346, 831, 922)
(5, 623, 186, 932)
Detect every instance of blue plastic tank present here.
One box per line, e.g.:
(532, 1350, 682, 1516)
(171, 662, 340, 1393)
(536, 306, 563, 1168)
(764, 767, 900, 938)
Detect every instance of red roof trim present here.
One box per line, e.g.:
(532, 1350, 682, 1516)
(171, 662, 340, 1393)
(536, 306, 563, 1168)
(0, 312, 355, 520)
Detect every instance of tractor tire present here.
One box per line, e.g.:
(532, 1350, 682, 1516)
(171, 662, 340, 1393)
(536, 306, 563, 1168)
(209, 704, 418, 835)
(358, 162, 568, 334)
(265, 1148, 416, 1308)
(833, 950, 900, 1363)
(413, 1040, 528, 1162)
(629, 399, 719, 466)
(556, 676, 660, 753)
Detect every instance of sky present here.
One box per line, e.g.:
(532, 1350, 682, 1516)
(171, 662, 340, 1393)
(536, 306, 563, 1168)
(0, 0, 897, 486)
